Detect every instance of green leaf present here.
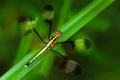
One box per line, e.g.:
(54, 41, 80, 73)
(57, 0, 115, 42)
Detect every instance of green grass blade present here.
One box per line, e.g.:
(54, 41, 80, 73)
(57, 0, 115, 42)
(13, 33, 33, 65)
(0, 49, 47, 80)
(57, 0, 72, 27)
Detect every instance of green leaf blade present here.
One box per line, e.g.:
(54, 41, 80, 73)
(58, 0, 115, 42)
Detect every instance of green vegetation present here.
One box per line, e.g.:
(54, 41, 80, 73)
(1, 0, 120, 80)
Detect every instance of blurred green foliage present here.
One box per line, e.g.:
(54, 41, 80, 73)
(0, 0, 120, 80)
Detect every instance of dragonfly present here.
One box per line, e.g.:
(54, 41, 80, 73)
(18, 4, 82, 75)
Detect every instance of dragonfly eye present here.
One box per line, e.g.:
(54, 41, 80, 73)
(55, 31, 62, 38)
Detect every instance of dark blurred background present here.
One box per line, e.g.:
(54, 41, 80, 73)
(0, 0, 120, 80)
